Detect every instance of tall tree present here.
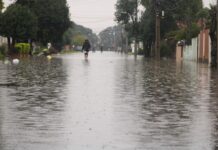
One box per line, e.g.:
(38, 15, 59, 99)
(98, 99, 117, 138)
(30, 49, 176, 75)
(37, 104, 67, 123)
(115, 0, 140, 55)
(209, 6, 217, 68)
(140, 0, 203, 57)
(0, 4, 38, 51)
(0, 0, 3, 12)
(16, 0, 71, 50)
(99, 25, 123, 51)
(62, 23, 98, 48)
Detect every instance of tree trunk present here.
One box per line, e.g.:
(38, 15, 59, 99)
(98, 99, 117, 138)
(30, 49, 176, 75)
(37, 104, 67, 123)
(12, 38, 16, 53)
(7, 37, 11, 53)
(134, 38, 138, 57)
(210, 8, 217, 68)
(29, 39, 33, 56)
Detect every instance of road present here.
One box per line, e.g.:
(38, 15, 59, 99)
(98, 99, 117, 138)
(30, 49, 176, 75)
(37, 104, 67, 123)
(0, 52, 218, 150)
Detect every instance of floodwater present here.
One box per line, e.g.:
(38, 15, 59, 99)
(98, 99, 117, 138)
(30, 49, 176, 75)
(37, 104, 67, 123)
(0, 52, 218, 150)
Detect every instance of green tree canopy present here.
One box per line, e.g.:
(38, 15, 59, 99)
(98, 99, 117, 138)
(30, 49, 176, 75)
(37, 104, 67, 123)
(115, 0, 140, 54)
(99, 25, 123, 50)
(16, 0, 71, 49)
(139, 0, 204, 56)
(62, 23, 98, 48)
(0, 0, 4, 12)
(115, 0, 139, 24)
(0, 4, 38, 42)
(73, 35, 86, 46)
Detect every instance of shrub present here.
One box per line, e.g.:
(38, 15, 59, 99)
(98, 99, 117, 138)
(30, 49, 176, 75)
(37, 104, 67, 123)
(15, 43, 30, 54)
(167, 23, 201, 44)
(0, 52, 4, 60)
(137, 48, 144, 55)
(160, 41, 173, 58)
(32, 47, 42, 55)
(0, 44, 8, 55)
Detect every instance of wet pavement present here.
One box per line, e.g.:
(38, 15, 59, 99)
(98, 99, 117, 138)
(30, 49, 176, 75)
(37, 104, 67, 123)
(0, 52, 218, 150)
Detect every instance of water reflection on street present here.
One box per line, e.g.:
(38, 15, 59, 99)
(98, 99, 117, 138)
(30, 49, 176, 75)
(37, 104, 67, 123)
(0, 52, 218, 150)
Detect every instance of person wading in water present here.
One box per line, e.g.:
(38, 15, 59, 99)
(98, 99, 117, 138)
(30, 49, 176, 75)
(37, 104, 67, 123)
(82, 39, 91, 59)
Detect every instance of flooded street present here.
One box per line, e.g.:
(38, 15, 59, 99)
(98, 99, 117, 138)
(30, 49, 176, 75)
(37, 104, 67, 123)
(0, 52, 218, 150)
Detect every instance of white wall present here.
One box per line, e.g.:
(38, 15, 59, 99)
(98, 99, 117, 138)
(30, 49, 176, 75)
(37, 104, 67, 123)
(209, 37, 211, 66)
(183, 38, 198, 61)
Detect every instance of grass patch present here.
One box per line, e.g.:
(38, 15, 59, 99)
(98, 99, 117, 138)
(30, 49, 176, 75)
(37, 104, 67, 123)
(0, 52, 4, 60)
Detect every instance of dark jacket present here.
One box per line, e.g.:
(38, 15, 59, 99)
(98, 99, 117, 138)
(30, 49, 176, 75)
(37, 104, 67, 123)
(82, 40, 91, 52)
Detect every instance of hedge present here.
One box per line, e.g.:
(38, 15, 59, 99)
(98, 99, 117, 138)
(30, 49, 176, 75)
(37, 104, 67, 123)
(15, 43, 30, 54)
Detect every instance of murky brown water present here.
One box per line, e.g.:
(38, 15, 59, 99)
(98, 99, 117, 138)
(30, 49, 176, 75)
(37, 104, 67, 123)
(0, 52, 218, 150)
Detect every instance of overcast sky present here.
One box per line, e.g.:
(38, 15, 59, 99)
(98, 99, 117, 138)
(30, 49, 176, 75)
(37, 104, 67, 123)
(3, 0, 217, 33)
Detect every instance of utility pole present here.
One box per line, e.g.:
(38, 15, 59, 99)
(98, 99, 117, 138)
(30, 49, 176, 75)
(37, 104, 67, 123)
(134, 0, 138, 57)
(126, 35, 128, 54)
(121, 26, 127, 53)
(155, 0, 161, 60)
(121, 24, 128, 54)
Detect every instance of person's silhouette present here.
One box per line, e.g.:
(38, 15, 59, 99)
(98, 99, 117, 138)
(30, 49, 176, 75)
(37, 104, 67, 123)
(82, 39, 91, 59)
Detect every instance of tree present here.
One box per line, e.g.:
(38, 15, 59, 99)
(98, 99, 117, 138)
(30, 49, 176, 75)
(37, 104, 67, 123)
(62, 23, 98, 49)
(0, 0, 4, 12)
(0, 0, 4, 36)
(99, 26, 123, 51)
(115, 0, 140, 55)
(209, 6, 217, 68)
(16, 0, 35, 6)
(63, 28, 74, 46)
(0, 4, 38, 51)
(73, 35, 86, 46)
(140, 0, 204, 57)
(16, 0, 71, 50)
(140, 0, 178, 56)
(115, 0, 139, 24)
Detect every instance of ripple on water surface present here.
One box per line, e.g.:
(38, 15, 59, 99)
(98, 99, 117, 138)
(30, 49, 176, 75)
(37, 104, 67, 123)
(0, 53, 217, 150)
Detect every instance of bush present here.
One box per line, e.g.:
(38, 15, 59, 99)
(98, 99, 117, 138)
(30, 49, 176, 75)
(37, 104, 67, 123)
(0, 44, 8, 55)
(160, 41, 173, 58)
(167, 23, 201, 44)
(0, 52, 4, 60)
(15, 43, 30, 54)
(137, 48, 144, 55)
(32, 47, 43, 55)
